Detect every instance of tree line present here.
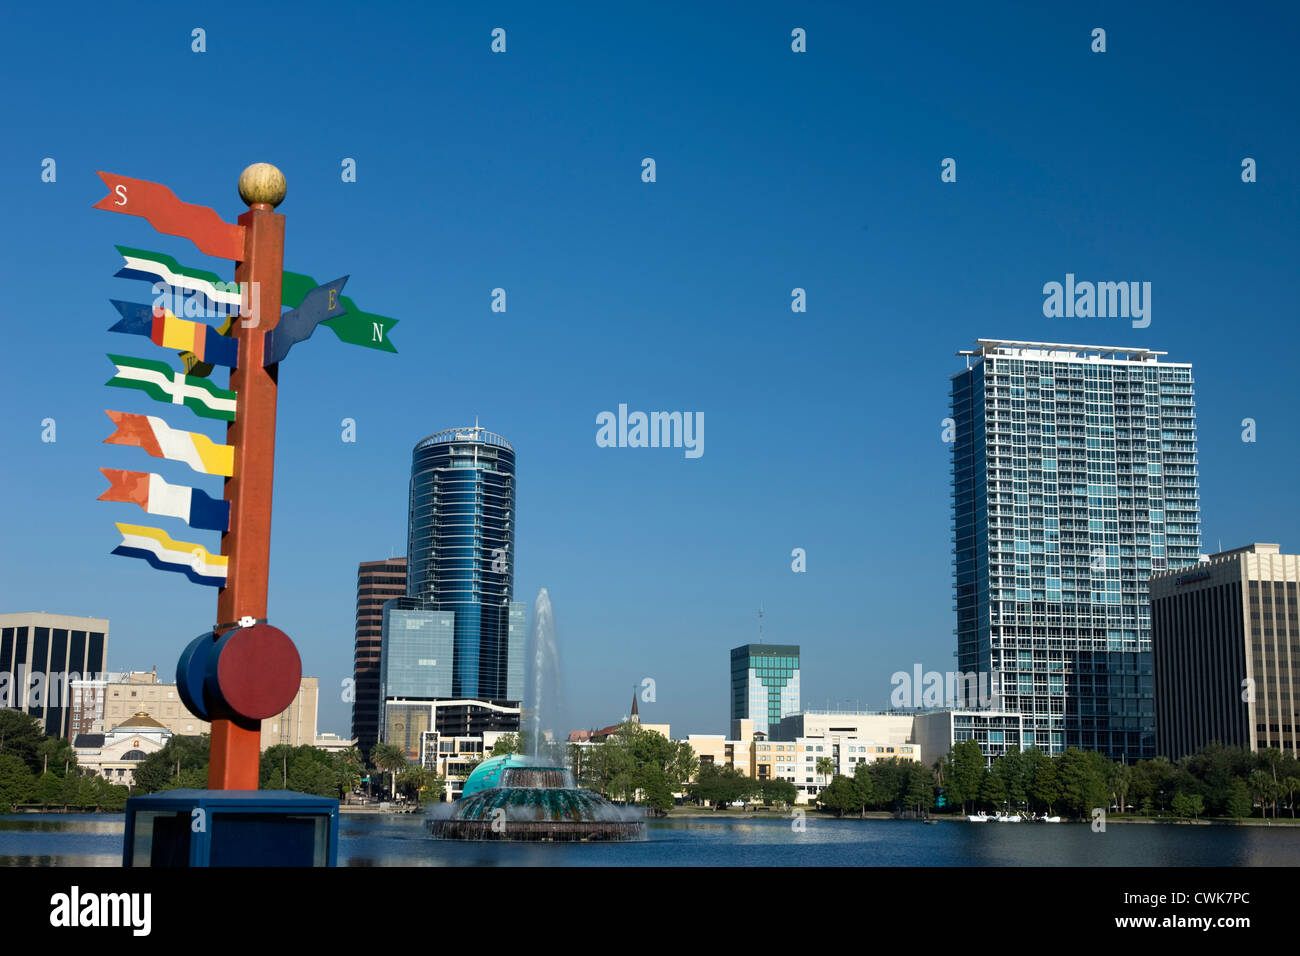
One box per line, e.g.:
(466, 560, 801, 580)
(0, 709, 448, 810)
(815, 740, 1300, 820)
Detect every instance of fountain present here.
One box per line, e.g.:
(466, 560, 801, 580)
(427, 589, 645, 842)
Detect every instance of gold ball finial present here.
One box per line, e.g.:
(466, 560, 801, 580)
(238, 163, 287, 207)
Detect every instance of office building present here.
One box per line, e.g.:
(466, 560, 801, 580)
(383, 699, 522, 799)
(730, 643, 800, 736)
(1151, 543, 1300, 759)
(353, 557, 407, 756)
(687, 712, 922, 804)
(951, 340, 1200, 760)
(911, 709, 1025, 768)
(406, 425, 522, 702)
(0, 612, 109, 738)
(376, 426, 526, 758)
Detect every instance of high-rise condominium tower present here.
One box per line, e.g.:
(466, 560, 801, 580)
(405, 425, 522, 702)
(950, 340, 1200, 760)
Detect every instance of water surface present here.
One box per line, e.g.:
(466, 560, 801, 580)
(4, 813, 1299, 866)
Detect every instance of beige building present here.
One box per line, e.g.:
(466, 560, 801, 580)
(90, 670, 319, 750)
(1152, 543, 1300, 759)
(314, 733, 356, 753)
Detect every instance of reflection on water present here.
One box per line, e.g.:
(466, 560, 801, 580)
(7, 812, 1300, 867)
(0, 813, 125, 867)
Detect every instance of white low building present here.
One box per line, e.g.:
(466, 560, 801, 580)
(73, 712, 172, 787)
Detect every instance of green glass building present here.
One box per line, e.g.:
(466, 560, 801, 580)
(730, 644, 801, 736)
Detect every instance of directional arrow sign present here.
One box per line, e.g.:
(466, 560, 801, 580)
(282, 270, 398, 353)
(323, 296, 399, 353)
(109, 301, 239, 368)
(111, 522, 228, 587)
(114, 246, 243, 315)
(94, 172, 245, 261)
(99, 468, 230, 532)
(263, 276, 349, 366)
(104, 410, 234, 476)
(181, 316, 236, 379)
(106, 354, 237, 421)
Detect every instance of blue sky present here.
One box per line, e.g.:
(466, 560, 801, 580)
(2, 2, 1297, 738)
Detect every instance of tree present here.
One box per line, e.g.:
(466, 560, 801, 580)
(1025, 748, 1059, 815)
(904, 762, 935, 814)
(1225, 780, 1252, 819)
(37, 736, 79, 778)
(851, 762, 875, 816)
(944, 740, 986, 814)
(490, 733, 522, 757)
(370, 743, 408, 799)
(1055, 748, 1109, 818)
(34, 771, 64, 808)
(133, 735, 209, 793)
(994, 749, 1028, 810)
(979, 768, 1006, 811)
(0, 753, 36, 811)
(867, 758, 910, 810)
(1171, 791, 1204, 820)
(0, 710, 48, 774)
(1106, 761, 1133, 813)
(759, 777, 798, 808)
(814, 756, 836, 792)
(1282, 776, 1300, 819)
(1248, 770, 1277, 820)
(687, 763, 757, 809)
(335, 751, 362, 796)
(817, 775, 859, 817)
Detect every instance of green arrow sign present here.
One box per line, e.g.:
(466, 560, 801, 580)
(282, 270, 397, 353)
(322, 296, 397, 352)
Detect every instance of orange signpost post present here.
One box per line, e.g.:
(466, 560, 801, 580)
(95, 164, 399, 821)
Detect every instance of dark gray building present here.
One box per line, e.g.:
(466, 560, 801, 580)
(0, 613, 109, 739)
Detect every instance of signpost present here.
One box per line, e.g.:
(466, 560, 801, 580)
(94, 163, 398, 863)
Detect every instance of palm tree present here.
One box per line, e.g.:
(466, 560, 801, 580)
(397, 764, 428, 802)
(371, 743, 408, 800)
(815, 757, 835, 794)
(1283, 776, 1300, 819)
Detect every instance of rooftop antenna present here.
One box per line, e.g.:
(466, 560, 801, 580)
(758, 603, 764, 644)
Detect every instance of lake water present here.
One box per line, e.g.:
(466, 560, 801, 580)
(4, 813, 1300, 866)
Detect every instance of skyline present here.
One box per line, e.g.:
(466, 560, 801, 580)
(2, 3, 1298, 741)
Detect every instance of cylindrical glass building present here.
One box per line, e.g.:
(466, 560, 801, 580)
(408, 426, 517, 700)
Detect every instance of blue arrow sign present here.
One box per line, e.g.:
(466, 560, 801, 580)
(108, 300, 239, 368)
(263, 276, 350, 366)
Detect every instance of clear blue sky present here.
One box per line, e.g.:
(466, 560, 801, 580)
(2, 2, 1297, 739)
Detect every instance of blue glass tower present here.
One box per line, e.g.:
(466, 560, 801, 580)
(407, 426, 521, 702)
(951, 341, 1200, 761)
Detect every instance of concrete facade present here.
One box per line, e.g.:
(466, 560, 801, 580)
(1151, 543, 1300, 759)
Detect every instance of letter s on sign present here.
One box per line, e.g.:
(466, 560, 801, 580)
(115, 184, 128, 206)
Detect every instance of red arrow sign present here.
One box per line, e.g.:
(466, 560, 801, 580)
(93, 172, 245, 261)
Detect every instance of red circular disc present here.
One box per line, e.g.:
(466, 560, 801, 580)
(214, 624, 302, 720)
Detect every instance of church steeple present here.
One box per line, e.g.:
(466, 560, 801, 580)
(631, 687, 640, 723)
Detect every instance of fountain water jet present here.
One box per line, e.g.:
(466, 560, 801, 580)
(427, 588, 645, 842)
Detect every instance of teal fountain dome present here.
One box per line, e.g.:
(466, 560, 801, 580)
(428, 757, 644, 842)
